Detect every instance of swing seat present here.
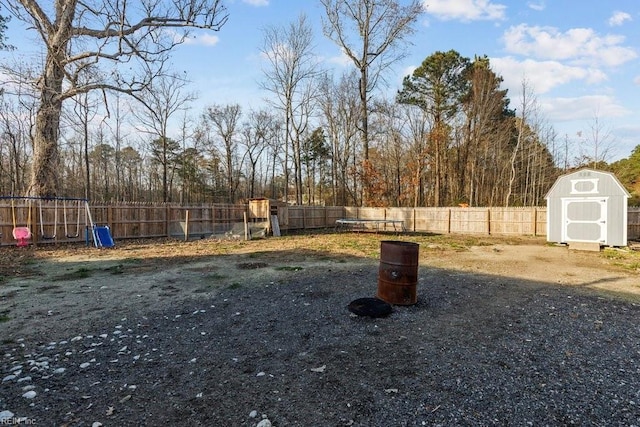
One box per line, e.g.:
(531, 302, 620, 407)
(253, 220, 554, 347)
(12, 226, 31, 247)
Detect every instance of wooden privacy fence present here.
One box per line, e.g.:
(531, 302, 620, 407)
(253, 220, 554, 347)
(344, 207, 548, 236)
(88, 203, 249, 239)
(2, 201, 640, 246)
(0, 201, 248, 246)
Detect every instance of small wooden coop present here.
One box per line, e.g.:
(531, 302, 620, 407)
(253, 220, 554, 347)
(248, 198, 288, 236)
(545, 168, 630, 248)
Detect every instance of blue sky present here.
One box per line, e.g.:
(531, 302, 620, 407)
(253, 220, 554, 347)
(3, 0, 640, 162)
(173, 0, 640, 163)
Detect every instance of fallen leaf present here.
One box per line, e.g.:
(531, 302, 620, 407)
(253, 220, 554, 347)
(106, 406, 114, 416)
(310, 365, 326, 373)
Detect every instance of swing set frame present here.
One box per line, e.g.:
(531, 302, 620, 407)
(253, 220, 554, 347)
(0, 196, 112, 248)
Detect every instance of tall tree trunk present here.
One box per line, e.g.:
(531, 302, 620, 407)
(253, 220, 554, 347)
(84, 121, 90, 199)
(163, 147, 169, 203)
(359, 72, 371, 206)
(27, 2, 75, 198)
(506, 117, 525, 207)
(294, 136, 303, 205)
(82, 101, 91, 200)
(30, 74, 63, 197)
(359, 72, 369, 161)
(225, 149, 233, 203)
(283, 115, 291, 204)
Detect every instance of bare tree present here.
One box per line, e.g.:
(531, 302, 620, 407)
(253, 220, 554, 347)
(318, 70, 361, 206)
(506, 78, 537, 207)
(89, 127, 114, 200)
(320, 0, 423, 204)
(580, 111, 616, 169)
(264, 121, 285, 200)
(175, 112, 199, 204)
(202, 103, 243, 203)
(240, 109, 275, 199)
(0, 93, 33, 194)
(260, 13, 322, 204)
(106, 94, 130, 202)
(68, 90, 101, 199)
(1, 0, 228, 196)
(399, 103, 430, 207)
(131, 72, 196, 202)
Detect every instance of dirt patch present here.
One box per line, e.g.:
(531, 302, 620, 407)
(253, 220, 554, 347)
(1, 233, 640, 425)
(422, 242, 640, 295)
(0, 236, 373, 339)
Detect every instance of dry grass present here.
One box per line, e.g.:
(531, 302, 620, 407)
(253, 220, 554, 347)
(2, 230, 640, 280)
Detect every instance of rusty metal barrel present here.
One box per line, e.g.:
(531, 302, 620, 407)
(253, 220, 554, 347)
(376, 240, 419, 305)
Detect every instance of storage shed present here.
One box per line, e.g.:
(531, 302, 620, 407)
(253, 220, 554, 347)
(546, 168, 630, 247)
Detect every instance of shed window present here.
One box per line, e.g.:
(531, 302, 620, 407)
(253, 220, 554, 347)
(570, 179, 598, 194)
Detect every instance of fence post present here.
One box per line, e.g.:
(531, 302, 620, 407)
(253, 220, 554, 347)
(243, 211, 249, 240)
(412, 208, 416, 232)
(487, 208, 491, 235)
(383, 207, 387, 231)
(302, 206, 306, 230)
(184, 210, 190, 241)
(533, 207, 537, 236)
(31, 202, 39, 245)
(210, 203, 216, 234)
(165, 205, 170, 238)
(447, 208, 451, 234)
(324, 206, 328, 228)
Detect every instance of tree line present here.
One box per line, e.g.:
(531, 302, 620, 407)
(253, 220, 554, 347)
(0, 52, 561, 207)
(0, 1, 609, 207)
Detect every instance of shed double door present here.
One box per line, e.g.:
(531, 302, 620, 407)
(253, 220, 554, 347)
(561, 197, 608, 244)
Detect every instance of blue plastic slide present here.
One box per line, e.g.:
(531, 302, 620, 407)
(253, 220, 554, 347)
(93, 225, 115, 248)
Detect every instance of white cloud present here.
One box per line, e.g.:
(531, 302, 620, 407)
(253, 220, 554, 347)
(540, 95, 629, 122)
(491, 56, 607, 95)
(401, 65, 418, 79)
(260, 42, 296, 63)
(502, 24, 637, 67)
(326, 49, 353, 67)
(181, 33, 220, 46)
(608, 11, 632, 27)
(634, 76, 640, 85)
(423, 0, 506, 22)
(527, 1, 545, 11)
(242, 0, 269, 6)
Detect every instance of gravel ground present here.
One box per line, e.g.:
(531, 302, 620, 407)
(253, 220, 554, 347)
(2, 259, 640, 426)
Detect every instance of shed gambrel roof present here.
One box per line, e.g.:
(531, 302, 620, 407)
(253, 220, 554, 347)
(545, 168, 630, 199)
